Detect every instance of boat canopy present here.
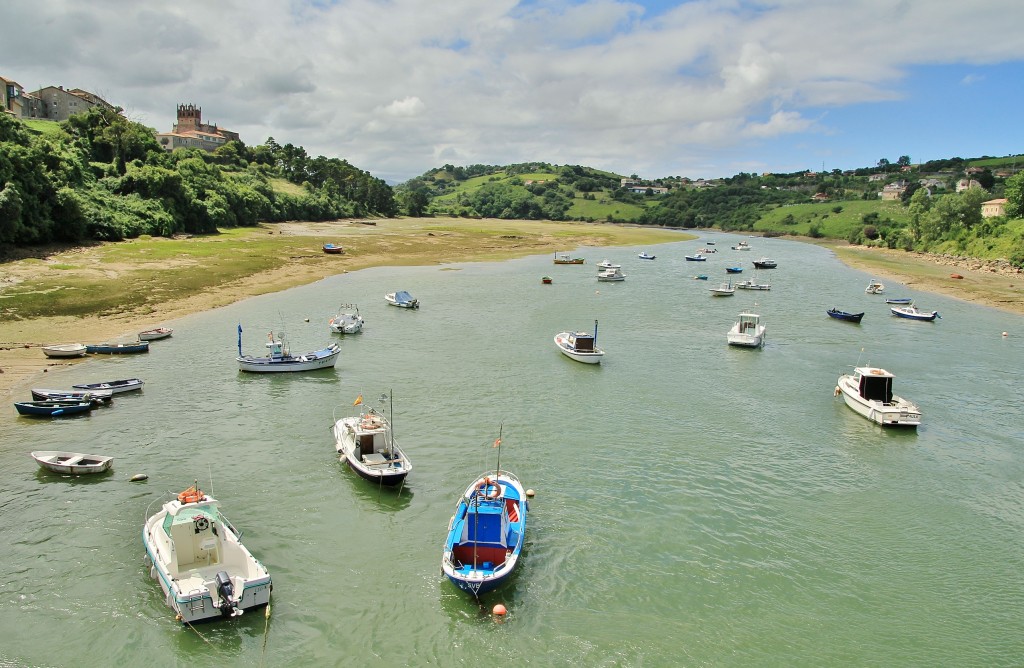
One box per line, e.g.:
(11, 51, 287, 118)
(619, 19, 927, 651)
(858, 374, 893, 403)
(394, 291, 413, 303)
(462, 502, 508, 548)
(569, 333, 594, 351)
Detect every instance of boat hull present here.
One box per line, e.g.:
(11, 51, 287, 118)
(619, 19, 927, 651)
(138, 328, 173, 341)
(31, 451, 112, 474)
(41, 344, 87, 358)
(890, 307, 939, 321)
(15, 401, 93, 417)
(86, 342, 150, 354)
(72, 378, 144, 394)
(554, 333, 604, 363)
(827, 310, 864, 323)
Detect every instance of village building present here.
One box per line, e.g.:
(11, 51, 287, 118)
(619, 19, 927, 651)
(155, 104, 240, 152)
(880, 180, 908, 201)
(30, 85, 115, 121)
(2, 75, 46, 119)
(956, 179, 983, 193)
(981, 198, 1007, 218)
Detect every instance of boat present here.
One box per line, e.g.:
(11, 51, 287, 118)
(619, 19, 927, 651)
(826, 308, 864, 323)
(693, 274, 709, 280)
(15, 400, 93, 417)
(890, 305, 941, 321)
(884, 298, 913, 305)
(85, 341, 150, 354)
(328, 304, 364, 334)
(41, 343, 87, 358)
(331, 393, 412, 486)
(596, 267, 625, 282)
(705, 241, 716, 245)
(554, 321, 604, 363)
(385, 291, 420, 309)
(709, 282, 735, 296)
(596, 259, 621, 270)
(865, 280, 885, 294)
(441, 436, 527, 596)
(541, 276, 552, 285)
(236, 329, 341, 373)
(138, 327, 173, 341)
(835, 366, 921, 427)
(72, 378, 145, 394)
(553, 252, 584, 265)
(733, 278, 770, 290)
(31, 388, 113, 404)
(731, 241, 751, 251)
(698, 247, 717, 254)
(322, 243, 344, 254)
(725, 267, 743, 274)
(31, 451, 113, 475)
(143, 483, 273, 623)
(684, 254, 707, 262)
(727, 313, 765, 348)
(950, 273, 964, 279)
(752, 257, 777, 269)
(638, 252, 656, 260)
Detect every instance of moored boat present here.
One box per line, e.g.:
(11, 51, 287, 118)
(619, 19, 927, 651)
(331, 393, 412, 486)
(865, 280, 885, 294)
(752, 257, 777, 269)
(15, 400, 93, 417)
(553, 252, 585, 265)
(596, 259, 621, 270)
(835, 366, 921, 427)
(554, 321, 604, 363)
(725, 266, 743, 274)
(71, 378, 144, 394)
(890, 305, 940, 321)
(727, 313, 765, 348)
(41, 343, 87, 358)
(236, 329, 341, 373)
(442, 461, 527, 595)
(709, 282, 735, 296)
(86, 341, 150, 354)
(731, 241, 751, 251)
(328, 304, 364, 334)
(734, 279, 770, 290)
(684, 254, 707, 261)
(638, 251, 656, 260)
(322, 243, 344, 254)
(143, 484, 272, 623)
(541, 276, 553, 284)
(693, 274, 709, 280)
(32, 388, 113, 404)
(596, 267, 625, 282)
(138, 327, 173, 341)
(826, 308, 864, 323)
(385, 291, 420, 309)
(31, 450, 113, 475)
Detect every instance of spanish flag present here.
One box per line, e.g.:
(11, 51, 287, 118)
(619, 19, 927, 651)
(493, 438, 501, 448)
(353, 395, 363, 406)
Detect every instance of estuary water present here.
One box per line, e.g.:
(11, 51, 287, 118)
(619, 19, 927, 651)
(1, 233, 1022, 667)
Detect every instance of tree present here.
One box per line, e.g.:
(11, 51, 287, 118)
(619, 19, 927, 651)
(1004, 171, 1024, 218)
(897, 155, 911, 167)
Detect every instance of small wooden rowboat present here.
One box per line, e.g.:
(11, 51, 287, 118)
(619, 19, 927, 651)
(138, 327, 173, 341)
(85, 341, 150, 354)
(15, 400, 93, 417)
(31, 451, 113, 475)
(71, 378, 145, 394)
(41, 343, 88, 358)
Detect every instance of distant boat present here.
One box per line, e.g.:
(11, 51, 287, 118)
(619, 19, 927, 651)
(731, 241, 751, 251)
(684, 254, 707, 261)
(15, 400, 93, 417)
(826, 308, 864, 323)
(865, 280, 885, 294)
(322, 243, 344, 254)
(596, 259, 621, 270)
(884, 298, 913, 305)
(638, 252, 656, 260)
(693, 274, 709, 280)
(725, 267, 743, 274)
(596, 267, 625, 282)
(31, 388, 113, 404)
(332, 393, 412, 486)
(835, 366, 920, 427)
(41, 343, 87, 358)
(86, 341, 150, 354)
(31, 451, 112, 475)
(385, 291, 420, 309)
(138, 327, 173, 341)
(709, 282, 735, 296)
(733, 278, 770, 290)
(752, 257, 777, 269)
(329, 304, 364, 334)
(698, 247, 717, 254)
(727, 313, 765, 348)
(236, 329, 341, 373)
(554, 321, 604, 364)
(553, 253, 585, 265)
(72, 378, 144, 394)
(890, 305, 940, 321)
(541, 276, 552, 284)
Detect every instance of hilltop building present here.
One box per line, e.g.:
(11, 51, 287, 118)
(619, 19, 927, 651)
(31, 85, 115, 121)
(155, 104, 240, 152)
(981, 198, 1007, 218)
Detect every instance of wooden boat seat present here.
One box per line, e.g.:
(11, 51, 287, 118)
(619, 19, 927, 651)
(362, 453, 387, 466)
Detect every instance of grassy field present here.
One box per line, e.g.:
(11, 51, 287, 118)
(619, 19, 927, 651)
(22, 119, 65, 136)
(755, 199, 912, 238)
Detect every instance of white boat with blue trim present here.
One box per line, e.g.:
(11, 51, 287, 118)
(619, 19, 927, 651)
(143, 484, 272, 623)
(236, 328, 340, 373)
(554, 321, 605, 363)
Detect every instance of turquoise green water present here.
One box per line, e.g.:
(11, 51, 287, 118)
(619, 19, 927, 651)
(2, 235, 1022, 667)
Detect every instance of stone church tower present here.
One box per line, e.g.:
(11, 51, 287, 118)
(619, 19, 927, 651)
(174, 104, 202, 133)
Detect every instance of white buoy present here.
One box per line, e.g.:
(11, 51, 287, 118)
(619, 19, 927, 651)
(1003, 332, 1009, 337)
(526, 489, 535, 498)
(129, 473, 149, 482)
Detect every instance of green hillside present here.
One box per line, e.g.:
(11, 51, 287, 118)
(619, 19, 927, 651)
(754, 200, 912, 238)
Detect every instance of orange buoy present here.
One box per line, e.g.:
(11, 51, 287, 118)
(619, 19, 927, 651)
(492, 604, 507, 616)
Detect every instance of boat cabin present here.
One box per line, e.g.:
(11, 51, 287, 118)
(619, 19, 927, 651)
(354, 411, 393, 462)
(568, 332, 595, 351)
(164, 503, 222, 573)
(737, 313, 760, 332)
(453, 501, 511, 569)
(854, 368, 894, 403)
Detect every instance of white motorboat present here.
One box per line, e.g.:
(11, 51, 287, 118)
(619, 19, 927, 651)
(890, 305, 941, 321)
(731, 241, 751, 251)
(727, 313, 766, 348)
(554, 321, 605, 364)
(328, 304, 364, 334)
(236, 330, 340, 373)
(332, 394, 412, 486)
(709, 282, 735, 296)
(31, 451, 113, 475)
(733, 279, 771, 290)
(143, 484, 272, 623)
(138, 327, 173, 341)
(597, 267, 625, 281)
(638, 252, 656, 260)
(865, 280, 885, 294)
(835, 366, 921, 427)
(596, 259, 621, 270)
(41, 343, 87, 358)
(385, 291, 420, 308)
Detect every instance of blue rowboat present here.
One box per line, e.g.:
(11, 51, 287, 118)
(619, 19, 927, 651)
(86, 341, 150, 354)
(15, 400, 93, 417)
(885, 297, 913, 305)
(826, 308, 864, 323)
(725, 267, 743, 274)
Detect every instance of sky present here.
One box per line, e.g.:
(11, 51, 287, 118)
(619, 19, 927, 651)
(3, 0, 1024, 184)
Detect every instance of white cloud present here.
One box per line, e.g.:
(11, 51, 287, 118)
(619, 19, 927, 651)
(2, 0, 1023, 182)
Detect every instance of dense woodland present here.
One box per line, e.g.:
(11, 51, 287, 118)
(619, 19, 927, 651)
(1, 108, 1022, 266)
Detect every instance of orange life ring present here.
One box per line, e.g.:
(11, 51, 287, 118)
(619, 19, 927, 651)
(869, 369, 883, 375)
(476, 477, 501, 500)
(177, 487, 204, 504)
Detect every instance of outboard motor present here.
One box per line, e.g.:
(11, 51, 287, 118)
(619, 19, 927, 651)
(215, 571, 242, 617)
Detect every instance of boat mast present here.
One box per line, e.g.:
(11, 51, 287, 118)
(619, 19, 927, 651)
(494, 424, 503, 481)
(593, 319, 598, 346)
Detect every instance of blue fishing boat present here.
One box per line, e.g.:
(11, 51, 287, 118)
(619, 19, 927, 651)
(684, 254, 707, 261)
(86, 341, 150, 354)
(236, 328, 341, 373)
(385, 291, 420, 309)
(322, 243, 344, 254)
(891, 305, 940, 321)
(693, 274, 709, 280)
(442, 440, 527, 596)
(638, 252, 656, 260)
(826, 308, 864, 323)
(725, 267, 743, 274)
(15, 400, 93, 417)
